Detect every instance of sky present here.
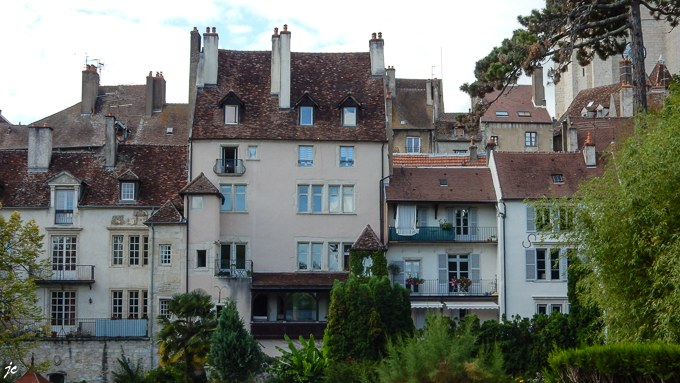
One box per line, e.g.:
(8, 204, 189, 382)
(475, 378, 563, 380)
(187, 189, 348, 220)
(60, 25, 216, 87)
(0, 0, 554, 125)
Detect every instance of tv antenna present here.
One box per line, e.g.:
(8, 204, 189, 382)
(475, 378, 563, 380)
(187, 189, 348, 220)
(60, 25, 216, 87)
(85, 54, 105, 73)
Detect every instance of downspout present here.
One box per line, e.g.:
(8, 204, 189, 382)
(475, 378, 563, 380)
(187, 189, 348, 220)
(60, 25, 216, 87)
(185, 209, 190, 293)
(501, 201, 507, 317)
(379, 173, 392, 245)
(148, 213, 156, 369)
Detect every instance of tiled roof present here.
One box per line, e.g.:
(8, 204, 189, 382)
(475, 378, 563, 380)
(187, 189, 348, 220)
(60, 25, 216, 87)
(26, 85, 189, 148)
(179, 172, 221, 195)
(13, 371, 50, 383)
(435, 113, 472, 142)
(192, 50, 386, 141)
(0, 145, 187, 208)
(352, 224, 383, 251)
(481, 85, 552, 123)
(393, 154, 486, 167)
(251, 272, 349, 289)
(386, 167, 496, 202)
(146, 200, 184, 224)
(392, 79, 433, 129)
(569, 117, 635, 152)
(0, 124, 29, 149)
(117, 169, 140, 180)
(556, 83, 622, 127)
(494, 152, 605, 199)
(649, 59, 674, 87)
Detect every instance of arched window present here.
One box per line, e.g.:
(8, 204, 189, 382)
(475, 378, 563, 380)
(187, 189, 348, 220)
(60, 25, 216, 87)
(285, 292, 317, 321)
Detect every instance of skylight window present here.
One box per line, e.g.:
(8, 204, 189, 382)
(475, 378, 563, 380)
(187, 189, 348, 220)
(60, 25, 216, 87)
(553, 174, 564, 184)
(517, 111, 531, 117)
(439, 179, 448, 186)
(495, 111, 509, 117)
(587, 101, 595, 108)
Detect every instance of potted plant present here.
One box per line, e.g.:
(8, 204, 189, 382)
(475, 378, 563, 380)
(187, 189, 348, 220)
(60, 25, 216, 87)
(450, 277, 473, 292)
(387, 262, 402, 276)
(491, 235, 497, 241)
(439, 219, 453, 230)
(51, 331, 57, 338)
(405, 277, 425, 293)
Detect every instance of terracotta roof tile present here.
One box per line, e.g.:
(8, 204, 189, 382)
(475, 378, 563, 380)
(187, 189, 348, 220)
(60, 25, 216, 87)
(556, 83, 622, 128)
(13, 371, 50, 383)
(146, 200, 184, 224)
(251, 272, 349, 289)
(192, 50, 386, 141)
(352, 224, 383, 251)
(180, 172, 221, 195)
(386, 167, 496, 202)
(494, 152, 605, 199)
(481, 85, 552, 123)
(569, 117, 635, 152)
(393, 154, 486, 167)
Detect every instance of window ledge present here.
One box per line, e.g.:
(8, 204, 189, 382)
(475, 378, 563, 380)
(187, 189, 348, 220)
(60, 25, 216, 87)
(219, 211, 249, 214)
(245, 158, 260, 161)
(118, 200, 138, 204)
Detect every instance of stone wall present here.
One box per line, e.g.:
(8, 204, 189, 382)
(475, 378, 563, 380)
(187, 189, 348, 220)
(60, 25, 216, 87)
(32, 338, 153, 383)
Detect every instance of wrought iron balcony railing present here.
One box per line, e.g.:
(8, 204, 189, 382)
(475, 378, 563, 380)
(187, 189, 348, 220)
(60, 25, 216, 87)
(55, 210, 73, 224)
(388, 226, 497, 243)
(213, 159, 246, 175)
(404, 278, 498, 297)
(215, 259, 252, 278)
(34, 265, 95, 284)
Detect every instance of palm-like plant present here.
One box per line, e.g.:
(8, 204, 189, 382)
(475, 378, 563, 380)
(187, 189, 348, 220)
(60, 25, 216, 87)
(156, 290, 217, 379)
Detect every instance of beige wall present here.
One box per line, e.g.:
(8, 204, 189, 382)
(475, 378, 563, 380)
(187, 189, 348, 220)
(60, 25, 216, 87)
(393, 130, 433, 153)
(483, 122, 553, 152)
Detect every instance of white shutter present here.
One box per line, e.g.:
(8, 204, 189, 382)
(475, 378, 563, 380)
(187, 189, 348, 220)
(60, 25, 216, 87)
(392, 260, 405, 287)
(469, 208, 478, 239)
(560, 250, 569, 281)
(418, 207, 429, 227)
(526, 249, 536, 280)
(526, 205, 535, 232)
(470, 253, 480, 281)
(446, 208, 454, 224)
(438, 254, 448, 294)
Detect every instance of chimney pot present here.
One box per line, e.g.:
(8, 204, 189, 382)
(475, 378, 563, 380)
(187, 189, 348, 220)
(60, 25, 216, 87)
(7, 128, 10, 134)
(212, 27, 216, 33)
(372, 32, 376, 39)
(378, 32, 382, 39)
(206, 27, 210, 33)
(274, 27, 278, 35)
(193, 27, 198, 31)
(283, 24, 288, 31)
(43, 123, 49, 127)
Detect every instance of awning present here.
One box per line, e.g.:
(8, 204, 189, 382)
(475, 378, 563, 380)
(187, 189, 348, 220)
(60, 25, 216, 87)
(444, 302, 499, 310)
(411, 301, 444, 309)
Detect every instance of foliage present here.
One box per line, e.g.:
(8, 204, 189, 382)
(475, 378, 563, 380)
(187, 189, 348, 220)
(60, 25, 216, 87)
(348, 250, 387, 281)
(532, 87, 680, 343)
(208, 299, 263, 383)
(376, 314, 506, 383)
(0, 208, 50, 370)
(322, 360, 379, 383)
(145, 365, 186, 383)
(565, 257, 602, 346)
(325, 274, 413, 362)
(156, 289, 216, 379)
(544, 343, 680, 383)
(404, 277, 425, 286)
(111, 351, 146, 383)
(268, 334, 328, 383)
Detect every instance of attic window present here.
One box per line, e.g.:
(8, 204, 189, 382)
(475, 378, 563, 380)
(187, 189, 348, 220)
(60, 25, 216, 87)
(225, 105, 239, 125)
(166, 127, 174, 135)
(439, 179, 448, 186)
(120, 181, 139, 202)
(338, 94, 361, 127)
(517, 111, 531, 117)
(495, 111, 509, 117)
(300, 107, 314, 126)
(218, 91, 245, 126)
(552, 174, 564, 184)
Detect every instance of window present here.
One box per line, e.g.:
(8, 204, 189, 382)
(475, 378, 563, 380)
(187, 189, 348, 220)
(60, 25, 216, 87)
(143, 237, 149, 265)
(343, 107, 357, 126)
(218, 243, 247, 276)
(439, 253, 480, 290)
(129, 291, 140, 318)
(224, 105, 239, 125)
(404, 260, 421, 279)
(300, 107, 313, 126)
(51, 291, 76, 326)
(551, 304, 562, 313)
(129, 236, 140, 265)
(112, 291, 123, 319)
(159, 245, 172, 265)
(248, 146, 258, 159)
(111, 289, 148, 318)
(120, 182, 136, 201)
(286, 292, 317, 321)
(537, 304, 547, 315)
(220, 146, 239, 174)
(406, 137, 420, 153)
(343, 244, 351, 271)
(328, 243, 340, 271)
(299, 184, 354, 214)
(517, 111, 532, 117)
(329, 185, 354, 213)
(52, 236, 77, 273)
(528, 205, 574, 232)
(299, 146, 313, 167)
(340, 146, 354, 167)
(221, 185, 247, 212)
(552, 174, 564, 183)
(298, 185, 323, 213)
(297, 242, 323, 270)
(525, 132, 537, 147)
(495, 111, 509, 117)
(197, 250, 207, 268)
(525, 248, 569, 281)
(159, 299, 170, 318)
(112, 235, 124, 265)
(112, 235, 148, 266)
(191, 196, 203, 210)
(55, 189, 74, 224)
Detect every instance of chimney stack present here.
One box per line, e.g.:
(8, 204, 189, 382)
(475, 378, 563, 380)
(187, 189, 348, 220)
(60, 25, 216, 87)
(279, 24, 291, 109)
(432, 78, 441, 122)
(189, 27, 202, 105)
(620, 83, 634, 117)
(81, 65, 100, 115)
(202, 27, 219, 86)
(369, 32, 385, 77)
(582, 131, 596, 167)
(620, 58, 633, 87)
(485, 138, 496, 159)
(146, 72, 167, 116)
(532, 67, 546, 107)
(386, 66, 396, 97)
(27, 124, 53, 172)
(105, 114, 117, 169)
(271, 27, 281, 96)
(469, 139, 478, 163)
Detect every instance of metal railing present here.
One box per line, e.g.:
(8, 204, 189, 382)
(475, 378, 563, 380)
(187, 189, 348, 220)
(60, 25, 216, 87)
(388, 226, 497, 242)
(250, 321, 327, 339)
(11, 317, 148, 338)
(213, 159, 246, 175)
(34, 265, 94, 283)
(215, 259, 252, 278)
(405, 278, 497, 296)
(55, 210, 73, 224)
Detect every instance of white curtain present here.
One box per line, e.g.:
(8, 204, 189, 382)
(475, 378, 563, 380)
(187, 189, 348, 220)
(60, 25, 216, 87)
(396, 204, 418, 236)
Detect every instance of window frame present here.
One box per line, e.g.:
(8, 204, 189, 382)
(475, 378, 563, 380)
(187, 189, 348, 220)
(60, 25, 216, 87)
(111, 234, 149, 266)
(298, 146, 313, 167)
(196, 249, 207, 268)
(342, 107, 357, 126)
(300, 106, 314, 126)
(111, 289, 148, 319)
(51, 290, 76, 326)
(406, 137, 420, 153)
(220, 184, 247, 212)
(340, 146, 354, 167)
(297, 242, 324, 271)
(55, 189, 75, 224)
(525, 132, 537, 147)
(120, 182, 137, 201)
(159, 298, 171, 318)
(52, 236, 77, 271)
(247, 145, 258, 160)
(159, 244, 172, 265)
(224, 105, 239, 125)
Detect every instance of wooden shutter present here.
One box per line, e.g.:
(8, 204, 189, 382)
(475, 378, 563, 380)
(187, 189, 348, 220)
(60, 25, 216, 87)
(470, 253, 480, 281)
(392, 260, 405, 287)
(525, 249, 536, 280)
(526, 205, 536, 232)
(469, 208, 478, 238)
(438, 254, 448, 294)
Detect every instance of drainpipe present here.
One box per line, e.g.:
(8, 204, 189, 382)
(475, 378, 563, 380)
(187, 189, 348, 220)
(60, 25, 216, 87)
(149, 214, 156, 368)
(498, 201, 507, 317)
(379, 173, 392, 244)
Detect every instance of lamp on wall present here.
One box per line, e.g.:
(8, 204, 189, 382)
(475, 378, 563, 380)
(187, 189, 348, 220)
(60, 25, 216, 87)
(89, 298, 92, 304)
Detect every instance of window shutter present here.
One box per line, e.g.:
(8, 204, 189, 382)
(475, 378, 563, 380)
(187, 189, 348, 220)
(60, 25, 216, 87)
(469, 208, 478, 238)
(526, 249, 536, 280)
(392, 260, 405, 287)
(526, 205, 535, 232)
(438, 254, 448, 294)
(446, 208, 454, 224)
(418, 207, 429, 227)
(470, 253, 480, 281)
(560, 250, 569, 281)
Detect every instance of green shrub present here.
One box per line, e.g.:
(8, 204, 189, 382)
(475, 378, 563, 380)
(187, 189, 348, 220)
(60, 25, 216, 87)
(268, 334, 328, 383)
(111, 351, 146, 383)
(145, 365, 185, 383)
(323, 360, 379, 383)
(545, 343, 680, 383)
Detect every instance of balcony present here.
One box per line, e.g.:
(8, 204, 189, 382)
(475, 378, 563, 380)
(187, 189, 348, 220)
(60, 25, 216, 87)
(213, 159, 246, 176)
(34, 265, 95, 284)
(250, 321, 327, 339)
(388, 226, 497, 243)
(215, 259, 252, 278)
(405, 279, 497, 297)
(11, 317, 148, 338)
(55, 210, 73, 224)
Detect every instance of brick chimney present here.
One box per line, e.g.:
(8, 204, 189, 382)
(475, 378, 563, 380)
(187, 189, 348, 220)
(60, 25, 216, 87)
(202, 27, 219, 87)
(105, 114, 117, 169)
(620, 58, 633, 87)
(582, 131, 596, 167)
(532, 66, 546, 107)
(279, 24, 291, 109)
(145, 72, 166, 116)
(81, 65, 100, 115)
(485, 138, 496, 159)
(369, 32, 385, 77)
(27, 124, 53, 172)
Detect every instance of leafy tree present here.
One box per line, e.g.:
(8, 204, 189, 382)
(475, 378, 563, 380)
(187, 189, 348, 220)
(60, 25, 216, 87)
(207, 299, 263, 383)
(462, 0, 680, 116)
(0, 208, 50, 370)
(533, 83, 680, 343)
(156, 289, 216, 380)
(268, 334, 328, 383)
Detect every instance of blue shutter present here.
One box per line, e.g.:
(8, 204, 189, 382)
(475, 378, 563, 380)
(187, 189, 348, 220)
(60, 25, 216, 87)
(438, 254, 448, 294)
(526, 249, 536, 280)
(392, 260, 405, 287)
(526, 205, 535, 232)
(470, 253, 480, 281)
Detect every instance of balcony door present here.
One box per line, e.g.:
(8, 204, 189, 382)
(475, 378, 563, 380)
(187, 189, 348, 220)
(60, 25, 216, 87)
(447, 207, 477, 241)
(222, 147, 238, 174)
(52, 236, 77, 280)
(438, 253, 480, 294)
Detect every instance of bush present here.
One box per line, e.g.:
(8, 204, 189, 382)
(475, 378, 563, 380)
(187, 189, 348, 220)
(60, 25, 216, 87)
(145, 365, 185, 383)
(323, 360, 379, 383)
(268, 334, 327, 383)
(111, 351, 146, 383)
(545, 343, 680, 383)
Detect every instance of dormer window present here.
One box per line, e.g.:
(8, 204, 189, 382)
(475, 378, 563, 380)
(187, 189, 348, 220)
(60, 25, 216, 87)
(300, 107, 314, 126)
(218, 91, 244, 126)
(55, 189, 74, 224)
(120, 182, 138, 201)
(294, 92, 320, 127)
(338, 93, 361, 127)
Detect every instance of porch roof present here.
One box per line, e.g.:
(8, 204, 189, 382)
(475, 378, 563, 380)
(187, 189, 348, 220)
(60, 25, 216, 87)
(251, 272, 348, 290)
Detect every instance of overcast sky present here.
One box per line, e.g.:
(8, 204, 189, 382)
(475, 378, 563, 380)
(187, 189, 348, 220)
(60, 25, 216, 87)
(1, 0, 554, 125)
